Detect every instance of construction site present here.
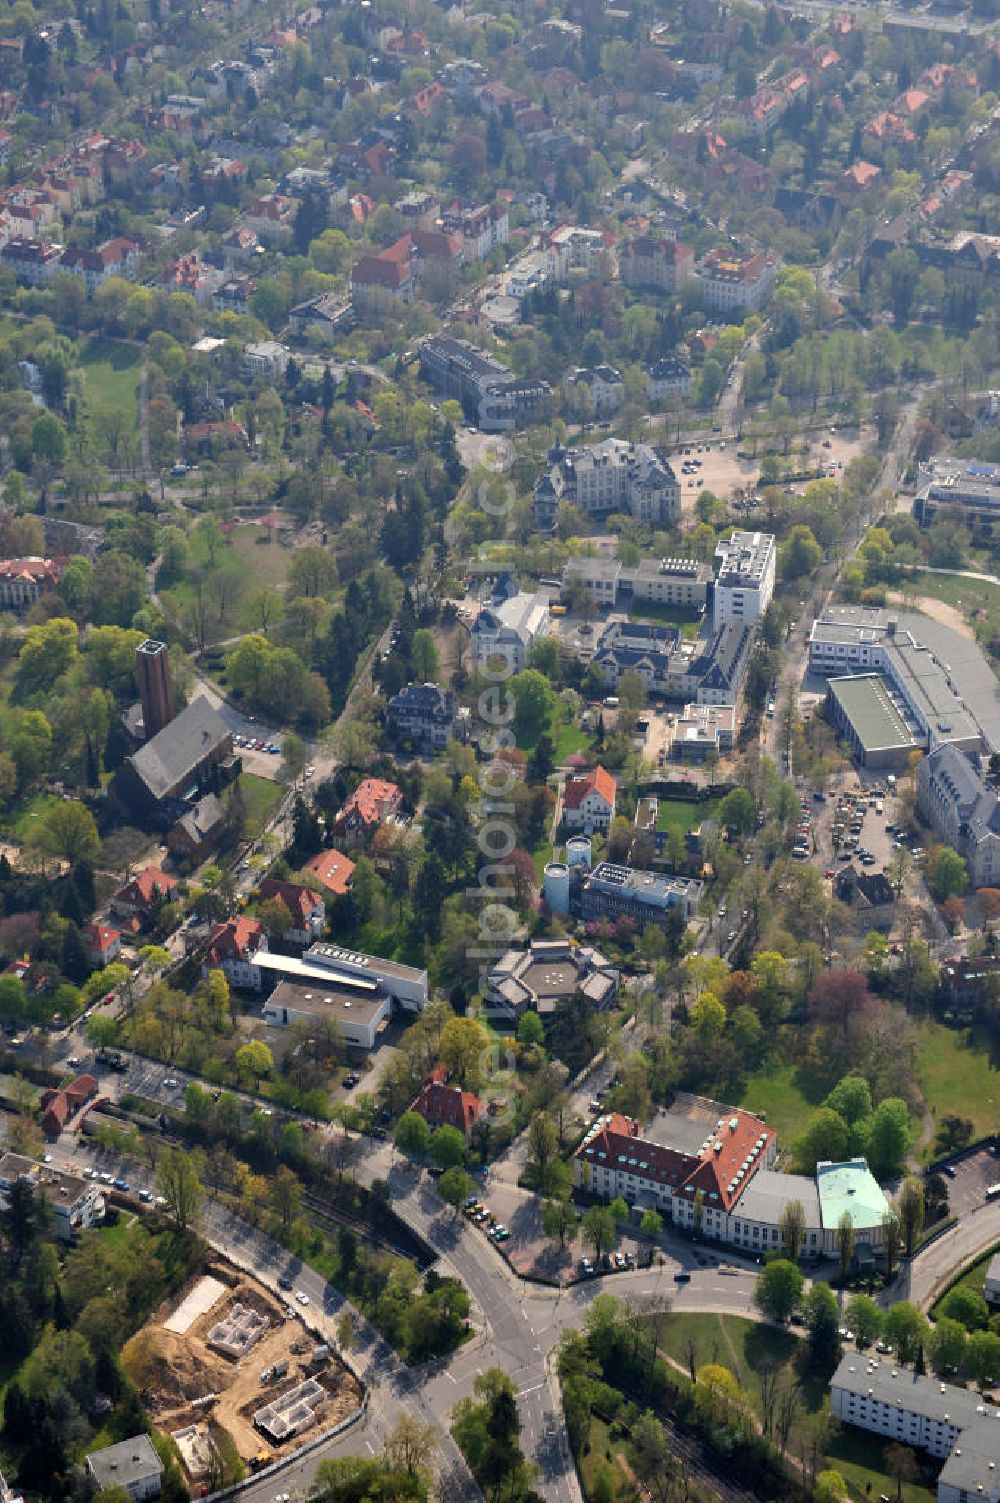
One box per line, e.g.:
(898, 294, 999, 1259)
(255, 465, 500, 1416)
(122, 1261, 363, 1485)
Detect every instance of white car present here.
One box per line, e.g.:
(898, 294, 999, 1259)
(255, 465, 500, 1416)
(295, 1290, 310, 1306)
(163, 1077, 178, 1089)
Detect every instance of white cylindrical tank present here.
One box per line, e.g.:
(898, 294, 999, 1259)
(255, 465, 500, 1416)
(566, 835, 592, 869)
(544, 862, 570, 915)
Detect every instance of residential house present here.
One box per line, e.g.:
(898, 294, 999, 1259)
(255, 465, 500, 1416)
(565, 365, 623, 416)
(646, 357, 692, 404)
(243, 194, 297, 246)
(386, 682, 456, 749)
(302, 848, 356, 898)
(0, 238, 64, 285)
(563, 765, 616, 835)
(351, 237, 415, 308)
(331, 778, 402, 847)
(82, 923, 121, 968)
(258, 878, 326, 945)
(60, 236, 141, 294)
(696, 248, 776, 313)
(242, 340, 291, 379)
(620, 237, 694, 293)
(409, 1067, 486, 1137)
(112, 866, 178, 930)
(166, 793, 225, 862)
(87, 1437, 164, 1502)
(834, 865, 896, 930)
(0, 558, 63, 610)
(202, 916, 269, 990)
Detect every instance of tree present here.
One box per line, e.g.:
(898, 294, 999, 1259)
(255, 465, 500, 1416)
(926, 847, 968, 903)
(883, 1302, 929, 1364)
(234, 1040, 273, 1088)
(939, 1286, 989, 1332)
(631, 1412, 672, 1503)
(526, 1112, 559, 1192)
(282, 734, 308, 782)
(640, 1209, 663, 1239)
(897, 1177, 925, 1258)
(155, 1147, 203, 1232)
(780, 525, 822, 579)
(837, 1211, 856, 1278)
(844, 1293, 882, 1348)
(256, 897, 293, 942)
(395, 1110, 431, 1158)
(517, 1011, 544, 1047)
(869, 1099, 910, 1179)
(33, 799, 100, 867)
(719, 786, 756, 837)
(795, 1108, 851, 1172)
(753, 1259, 804, 1323)
(966, 1330, 1000, 1387)
(438, 1165, 475, 1213)
(882, 1208, 902, 1278)
(582, 1205, 615, 1260)
(439, 1015, 490, 1088)
(288, 545, 339, 599)
(824, 1074, 873, 1126)
(384, 1413, 438, 1479)
(804, 1283, 841, 1375)
(509, 668, 554, 741)
(430, 1125, 467, 1169)
(928, 1317, 967, 1377)
(270, 1166, 303, 1233)
(885, 1444, 919, 1503)
(542, 1198, 578, 1248)
(816, 1471, 850, 1503)
(779, 1199, 807, 1261)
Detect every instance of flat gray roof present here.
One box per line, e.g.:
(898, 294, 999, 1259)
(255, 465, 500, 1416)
(828, 674, 918, 753)
(833, 1354, 997, 1431)
(939, 1416, 1000, 1495)
(304, 943, 426, 984)
(265, 978, 386, 1026)
(731, 1169, 822, 1228)
(87, 1435, 164, 1490)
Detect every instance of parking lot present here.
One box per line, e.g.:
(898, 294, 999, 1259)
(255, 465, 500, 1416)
(937, 1145, 1000, 1217)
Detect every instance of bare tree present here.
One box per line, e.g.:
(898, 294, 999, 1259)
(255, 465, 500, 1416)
(776, 1382, 801, 1456)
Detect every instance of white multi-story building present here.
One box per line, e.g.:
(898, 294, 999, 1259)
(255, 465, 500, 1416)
(832, 1354, 1000, 1503)
(87, 1437, 164, 1502)
(202, 917, 269, 990)
(696, 248, 776, 313)
(533, 438, 680, 532)
(0, 1155, 106, 1240)
(471, 589, 550, 672)
(544, 224, 612, 280)
(713, 530, 776, 628)
(242, 340, 291, 379)
(563, 556, 711, 612)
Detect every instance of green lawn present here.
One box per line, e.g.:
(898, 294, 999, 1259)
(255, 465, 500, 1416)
(236, 773, 285, 836)
(916, 1020, 1000, 1149)
(655, 796, 720, 836)
(739, 1060, 819, 1148)
(518, 707, 591, 764)
(78, 337, 141, 439)
(577, 1413, 633, 1503)
(631, 601, 703, 639)
(826, 1425, 937, 1503)
(902, 570, 1000, 618)
(1, 790, 65, 842)
(931, 1243, 999, 1318)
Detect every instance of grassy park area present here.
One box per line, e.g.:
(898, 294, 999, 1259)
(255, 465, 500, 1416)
(739, 1061, 818, 1148)
(78, 338, 142, 441)
(915, 1020, 1000, 1148)
(655, 795, 720, 836)
(650, 1313, 936, 1503)
(236, 774, 285, 837)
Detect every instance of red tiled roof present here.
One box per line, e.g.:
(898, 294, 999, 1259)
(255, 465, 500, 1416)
(259, 877, 323, 929)
(116, 865, 177, 909)
(303, 849, 355, 896)
(577, 1107, 775, 1212)
(563, 765, 616, 811)
(409, 1078, 486, 1136)
(65, 1073, 98, 1104)
(82, 922, 119, 951)
(204, 915, 264, 967)
(335, 778, 401, 830)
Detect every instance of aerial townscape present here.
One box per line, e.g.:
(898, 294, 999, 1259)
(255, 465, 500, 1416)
(7, 0, 1000, 1502)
